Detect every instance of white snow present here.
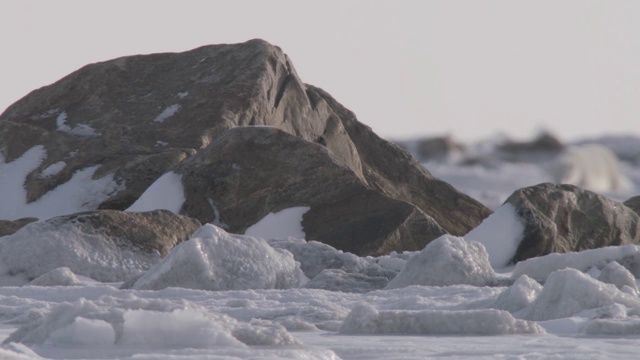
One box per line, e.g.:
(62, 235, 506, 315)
(385, 235, 495, 289)
(245, 206, 310, 240)
(37, 161, 66, 179)
(130, 224, 305, 291)
(55, 112, 100, 137)
(126, 171, 185, 214)
(0, 147, 123, 220)
(177, 91, 189, 99)
(28, 267, 82, 287)
(153, 104, 181, 123)
(465, 203, 524, 268)
(511, 244, 640, 282)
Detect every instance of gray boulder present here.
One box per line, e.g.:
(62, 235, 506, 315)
(0, 39, 490, 255)
(506, 183, 640, 263)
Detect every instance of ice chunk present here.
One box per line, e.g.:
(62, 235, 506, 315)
(303, 269, 388, 293)
(385, 235, 495, 289)
(512, 245, 640, 282)
(518, 268, 640, 321)
(465, 203, 524, 268)
(268, 238, 395, 280)
(126, 171, 185, 214)
(48, 317, 115, 346)
(130, 224, 304, 291)
(28, 267, 82, 287)
(492, 275, 542, 313)
(245, 206, 310, 240)
(598, 261, 638, 292)
(340, 304, 543, 335)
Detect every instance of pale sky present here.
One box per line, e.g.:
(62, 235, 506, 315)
(2, 1, 639, 142)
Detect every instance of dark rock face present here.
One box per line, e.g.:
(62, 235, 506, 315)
(624, 195, 640, 215)
(0, 39, 490, 255)
(49, 209, 202, 256)
(506, 183, 640, 263)
(0, 218, 38, 237)
(177, 126, 447, 255)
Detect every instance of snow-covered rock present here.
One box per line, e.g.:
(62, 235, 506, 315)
(339, 304, 543, 335)
(385, 235, 495, 289)
(518, 268, 640, 321)
(129, 224, 305, 291)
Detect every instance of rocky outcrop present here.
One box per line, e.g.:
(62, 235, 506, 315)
(0, 217, 38, 237)
(624, 195, 640, 215)
(47, 209, 202, 256)
(0, 210, 201, 282)
(497, 131, 564, 162)
(506, 183, 640, 262)
(177, 126, 447, 255)
(0, 39, 490, 255)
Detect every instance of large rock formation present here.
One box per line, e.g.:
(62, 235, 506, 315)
(0, 39, 490, 255)
(506, 183, 640, 262)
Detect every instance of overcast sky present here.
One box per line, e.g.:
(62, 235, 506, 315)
(2, 1, 639, 141)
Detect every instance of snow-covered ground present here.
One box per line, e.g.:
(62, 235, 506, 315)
(3, 134, 640, 359)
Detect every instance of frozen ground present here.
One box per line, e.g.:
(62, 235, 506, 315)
(3, 134, 640, 358)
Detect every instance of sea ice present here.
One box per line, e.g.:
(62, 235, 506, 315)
(511, 245, 640, 282)
(130, 224, 305, 291)
(385, 235, 495, 289)
(491, 275, 542, 313)
(339, 303, 543, 335)
(517, 268, 640, 321)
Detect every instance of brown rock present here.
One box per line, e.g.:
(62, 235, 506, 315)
(506, 183, 640, 263)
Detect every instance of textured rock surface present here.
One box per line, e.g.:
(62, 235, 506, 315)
(49, 209, 202, 256)
(0, 217, 38, 237)
(0, 39, 490, 255)
(506, 183, 640, 262)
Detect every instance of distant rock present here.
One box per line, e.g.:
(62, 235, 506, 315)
(0, 210, 201, 283)
(506, 183, 640, 263)
(0, 217, 38, 237)
(395, 135, 466, 162)
(497, 131, 564, 161)
(0, 39, 490, 255)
